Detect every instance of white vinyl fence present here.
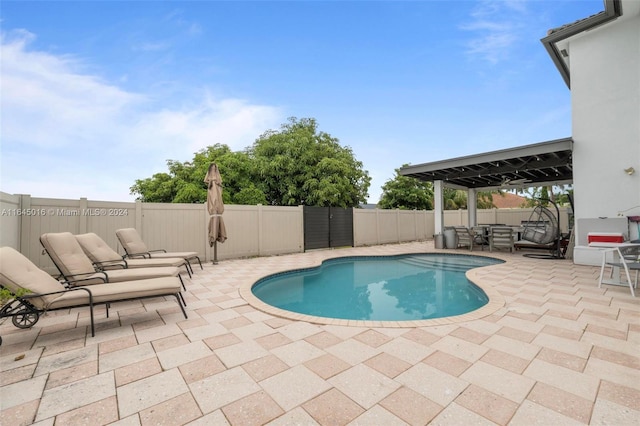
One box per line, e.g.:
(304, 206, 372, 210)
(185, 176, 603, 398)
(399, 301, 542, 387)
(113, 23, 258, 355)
(1, 192, 570, 273)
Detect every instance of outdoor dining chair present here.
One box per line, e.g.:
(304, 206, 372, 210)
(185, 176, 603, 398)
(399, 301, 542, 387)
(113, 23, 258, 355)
(453, 226, 475, 251)
(598, 244, 640, 297)
(489, 227, 515, 253)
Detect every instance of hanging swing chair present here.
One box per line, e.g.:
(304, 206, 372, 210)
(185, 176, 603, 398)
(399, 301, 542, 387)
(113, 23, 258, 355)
(521, 198, 564, 259)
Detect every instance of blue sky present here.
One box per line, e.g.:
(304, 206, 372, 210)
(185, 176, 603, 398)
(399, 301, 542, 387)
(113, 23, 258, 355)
(1, 0, 603, 203)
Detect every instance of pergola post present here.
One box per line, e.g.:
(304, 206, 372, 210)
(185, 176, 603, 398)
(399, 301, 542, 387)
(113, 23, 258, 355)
(467, 188, 477, 227)
(434, 180, 444, 234)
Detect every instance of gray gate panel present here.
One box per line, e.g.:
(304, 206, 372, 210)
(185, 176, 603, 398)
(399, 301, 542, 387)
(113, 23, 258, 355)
(330, 207, 354, 247)
(304, 206, 330, 250)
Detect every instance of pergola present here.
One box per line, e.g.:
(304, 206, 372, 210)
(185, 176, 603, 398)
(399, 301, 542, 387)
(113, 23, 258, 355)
(399, 138, 573, 233)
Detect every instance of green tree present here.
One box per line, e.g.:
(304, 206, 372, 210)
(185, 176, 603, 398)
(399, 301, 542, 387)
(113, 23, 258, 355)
(556, 187, 574, 207)
(519, 187, 551, 207)
(477, 191, 502, 209)
(205, 147, 267, 205)
(378, 169, 506, 211)
(130, 143, 266, 204)
(378, 165, 433, 210)
(130, 118, 369, 207)
(443, 189, 504, 210)
(443, 189, 467, 210)
(517, 185, 573, 207)
(249, 117, 371, 207)
(130, 172, 177, 203)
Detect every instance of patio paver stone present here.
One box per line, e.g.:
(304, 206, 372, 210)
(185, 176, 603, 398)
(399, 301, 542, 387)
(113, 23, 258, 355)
(1, 241, 639, 424)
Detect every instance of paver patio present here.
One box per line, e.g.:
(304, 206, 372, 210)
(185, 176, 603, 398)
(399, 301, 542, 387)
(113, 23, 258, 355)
(1, 241, 639, 425)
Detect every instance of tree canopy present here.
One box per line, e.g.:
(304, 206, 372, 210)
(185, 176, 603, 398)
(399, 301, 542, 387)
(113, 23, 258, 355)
(516, 185, 573, 207)
(378, 166, 433, 210)
(378, 167, 501, 210)
(250, 118, 370, 207)
(129, 144, 264, 204)
(130, 117, 371, 207)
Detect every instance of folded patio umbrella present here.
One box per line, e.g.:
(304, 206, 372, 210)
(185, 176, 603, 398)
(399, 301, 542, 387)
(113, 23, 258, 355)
(204, 163, 227, 263)
(207, 215, 227, 246)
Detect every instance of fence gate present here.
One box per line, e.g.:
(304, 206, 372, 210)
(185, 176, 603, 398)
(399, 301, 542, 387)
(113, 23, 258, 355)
(303, 206, 354, 250)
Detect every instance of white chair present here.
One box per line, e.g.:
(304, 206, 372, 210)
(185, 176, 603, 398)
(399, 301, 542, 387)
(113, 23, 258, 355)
(453, 226, 474, 251)
(598, 245, 640, 297)
(489, 227, 514, 253)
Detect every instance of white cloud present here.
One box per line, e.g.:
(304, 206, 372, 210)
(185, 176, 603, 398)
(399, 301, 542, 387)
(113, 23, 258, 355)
(460, 0, 530, 64)
(1, 30, 140, 149)
(0, 30, 283, 201)
(129, 94, 282, 157)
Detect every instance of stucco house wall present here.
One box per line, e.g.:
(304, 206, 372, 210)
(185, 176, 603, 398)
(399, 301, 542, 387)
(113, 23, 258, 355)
(571, 10, 640, 229)
(562, 1, 640, 255)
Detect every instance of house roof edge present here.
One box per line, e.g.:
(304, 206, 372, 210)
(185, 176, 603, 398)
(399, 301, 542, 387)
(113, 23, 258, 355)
(540, 0, 623, 89)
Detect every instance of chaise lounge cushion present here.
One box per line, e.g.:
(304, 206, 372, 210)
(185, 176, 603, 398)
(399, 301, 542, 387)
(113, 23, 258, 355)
(45, 278, 183, 310)
(1, 247, 186, 336)
(114, 228, 148, 255)
(76, 233, 188, 270)
(75, 232, 123, 264)
(115, 228, 199, 260)
(0, 246, 66, 308)
(1, 247, 184, 310)
(41, 232, 97, 278)
(41, 232, 182, 284)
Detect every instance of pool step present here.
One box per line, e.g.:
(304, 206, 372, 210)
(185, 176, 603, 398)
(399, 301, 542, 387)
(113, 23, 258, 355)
(398, 257, 471, 273)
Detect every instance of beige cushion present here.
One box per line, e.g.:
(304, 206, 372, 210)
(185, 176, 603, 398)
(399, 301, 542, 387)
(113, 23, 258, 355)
(94, 267, 180, 282)
(142, 251, 199, 259)
(76, 233, 122, 264)
(40, 232, 97, 277)
(47, 277, 182, 309)
(76, 233, 186, 269)
(1, 247, 182, 311)
(42, 232, 180, 284)
(115, 228, 148, 255)
(116, 228, 198, 260)
(120, 258, 187, 269)
(0, 247, 67, 308)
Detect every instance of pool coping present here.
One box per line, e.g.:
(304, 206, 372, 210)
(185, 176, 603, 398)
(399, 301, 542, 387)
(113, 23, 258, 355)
(239, 251, 507, 328)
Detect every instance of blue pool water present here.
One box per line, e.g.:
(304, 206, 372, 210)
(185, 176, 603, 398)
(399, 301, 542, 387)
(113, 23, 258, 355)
(252, 254, 503, 321)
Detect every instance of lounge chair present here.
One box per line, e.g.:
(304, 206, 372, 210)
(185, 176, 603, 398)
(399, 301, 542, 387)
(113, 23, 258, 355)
(598, 244, 640, 297)
(116, 228, 203, 272)
(40, 232, 186, 290)
(489, 227, 515, 253)
(0, 247, 186, 337)
(76, 233, 192, 278)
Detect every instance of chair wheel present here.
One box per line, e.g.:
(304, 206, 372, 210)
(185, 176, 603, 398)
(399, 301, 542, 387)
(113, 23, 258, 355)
(12, 308, 40, 329)
(1, 300, 40, 329)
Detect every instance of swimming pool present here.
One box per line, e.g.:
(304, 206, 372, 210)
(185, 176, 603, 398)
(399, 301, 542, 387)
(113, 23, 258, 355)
(251, 254, 503, 322)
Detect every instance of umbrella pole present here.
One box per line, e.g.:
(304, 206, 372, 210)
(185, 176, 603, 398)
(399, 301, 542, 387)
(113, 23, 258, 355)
(212, 241, 218, 265)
